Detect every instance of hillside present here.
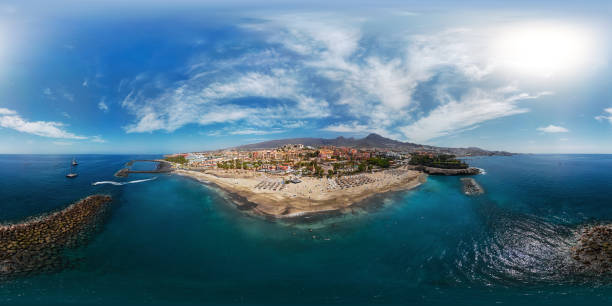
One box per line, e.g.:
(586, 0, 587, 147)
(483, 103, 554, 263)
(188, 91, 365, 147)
(231, 134, 512, 156)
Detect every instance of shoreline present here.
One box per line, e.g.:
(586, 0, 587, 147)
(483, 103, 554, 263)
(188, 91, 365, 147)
(174, 167, 427, 219)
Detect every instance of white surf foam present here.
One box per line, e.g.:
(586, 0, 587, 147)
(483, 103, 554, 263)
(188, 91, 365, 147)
(92, 177, 157, 186)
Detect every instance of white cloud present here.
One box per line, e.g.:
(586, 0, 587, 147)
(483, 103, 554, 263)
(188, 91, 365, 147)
(122, 68, 329, 133)
(246, 16, 501, 137)
(98, 100, 109, 112)
(91, 135, 106, 143)
(595, 108, 612, 124)
(321, 121, 402, 140)
(206, 130, 223, 137)
(120, 13, 553, 143)
(393, 10, 420, 16)
(400, 88, 538, 142)
(229, 129, 283, 135)
(61, 112, 71, 118)
(82, 79, 88, 87)
(52, 141, 73, 146)
(281, 121, 306, 129)
(42, 88, 74, 102)
(43, 88, 53, 98)
(537, 125, 569, 133)
(322, 122, 372, 133)
(204, 127, 284, 137)
(0, 108, 16, 115)
(62, 91, 74, 102)
(0, 108, 87, 139)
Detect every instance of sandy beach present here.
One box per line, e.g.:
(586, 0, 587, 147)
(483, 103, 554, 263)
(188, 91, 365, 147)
(175, 167, 426, 218)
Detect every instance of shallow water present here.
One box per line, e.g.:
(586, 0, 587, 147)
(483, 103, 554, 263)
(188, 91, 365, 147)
(0, 154, 611, 305)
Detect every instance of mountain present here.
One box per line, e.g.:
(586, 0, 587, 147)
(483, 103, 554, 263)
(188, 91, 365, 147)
(230, 133, 512, 156)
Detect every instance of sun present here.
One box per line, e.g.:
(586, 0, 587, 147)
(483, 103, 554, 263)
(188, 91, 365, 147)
(492, 22, 594, 77)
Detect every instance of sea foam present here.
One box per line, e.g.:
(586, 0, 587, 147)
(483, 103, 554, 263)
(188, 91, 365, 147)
(92, 177, 157, 186)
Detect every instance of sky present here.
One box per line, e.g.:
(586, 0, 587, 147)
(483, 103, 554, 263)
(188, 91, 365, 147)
(0, 0, 611, 154)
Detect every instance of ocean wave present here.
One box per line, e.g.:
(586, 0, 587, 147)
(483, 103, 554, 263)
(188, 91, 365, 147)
(476, 167, 487, 175)
(92, 177, 157, 186)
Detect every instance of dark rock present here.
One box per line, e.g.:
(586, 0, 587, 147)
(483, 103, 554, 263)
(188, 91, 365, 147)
(571, 224, 612, 274)
(0, 195, 112, 278)
(406, 165, 481, 176)
(460, 178, 484, 195)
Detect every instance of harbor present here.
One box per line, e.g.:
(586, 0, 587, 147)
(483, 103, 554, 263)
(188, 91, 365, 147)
(114, 160, 173, 177)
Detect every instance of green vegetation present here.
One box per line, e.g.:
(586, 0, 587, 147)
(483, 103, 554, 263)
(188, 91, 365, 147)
(302, 150, 319, 158)
(217, 159, 250, 170)
(409, 154, 468, 169)
(165, 155, 187, 164)
(367, 157, 391, 168)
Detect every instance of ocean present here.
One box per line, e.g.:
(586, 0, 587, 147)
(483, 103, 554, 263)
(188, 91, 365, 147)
(0, 154, 611, 305)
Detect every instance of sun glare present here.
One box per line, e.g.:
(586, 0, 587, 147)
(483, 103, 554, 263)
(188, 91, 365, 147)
(493, 22, 594, 77)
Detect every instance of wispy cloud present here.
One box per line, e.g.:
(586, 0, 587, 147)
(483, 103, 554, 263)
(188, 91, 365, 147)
(52, 141, 73, 146)
(229, 129, 283, 135)
(0, 108, 87, 139)
(122, 68, 329, 133)
(62, 91, 75, 102)
(98, 99, 109, 112)
(0, 108, 16, 115)
(205, 127, 285, 137)
(43, 88, 53, 98)
(42, 87, 75, 102)
(91, 135, 106, 143)
(120, 13, 553, 142)
(595, 108, 612, 124)
(400, 88, 540, 142)
(537, 125, 569, 133)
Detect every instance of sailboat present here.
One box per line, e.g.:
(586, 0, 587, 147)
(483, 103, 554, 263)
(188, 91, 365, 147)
(66, 162, 78, 178)
(71, 157, 78, 166)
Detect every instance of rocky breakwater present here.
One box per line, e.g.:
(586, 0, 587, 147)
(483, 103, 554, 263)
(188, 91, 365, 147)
(460, 178, 484, 195)
(115, 160, 173, 178)
(407, 165, 480, 175)
(0, 195, 112, 278)
(571, 225, 612, 274)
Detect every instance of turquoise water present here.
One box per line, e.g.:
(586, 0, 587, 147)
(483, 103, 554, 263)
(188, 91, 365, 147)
(0, 154, 611, 305)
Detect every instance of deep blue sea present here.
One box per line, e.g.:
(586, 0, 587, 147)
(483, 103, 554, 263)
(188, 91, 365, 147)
(1, 154, 611, 305)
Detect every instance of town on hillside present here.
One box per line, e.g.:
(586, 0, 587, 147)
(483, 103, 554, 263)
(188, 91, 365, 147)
(165, 144, 472, 178)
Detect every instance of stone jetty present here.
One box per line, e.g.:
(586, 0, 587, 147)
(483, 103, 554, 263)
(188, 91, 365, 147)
(0, 195, 112, 278)
(407, 165, 480, 175)
(571, 224, 612, 273)
(460, 178, 484, 195)
(115, 160, 173, 178)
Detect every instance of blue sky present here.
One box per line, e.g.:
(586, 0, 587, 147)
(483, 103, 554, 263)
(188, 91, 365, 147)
(0, 0, 611, 154)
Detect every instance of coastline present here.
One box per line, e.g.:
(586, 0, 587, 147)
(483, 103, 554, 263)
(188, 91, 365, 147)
(174, 168, 427, 219)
